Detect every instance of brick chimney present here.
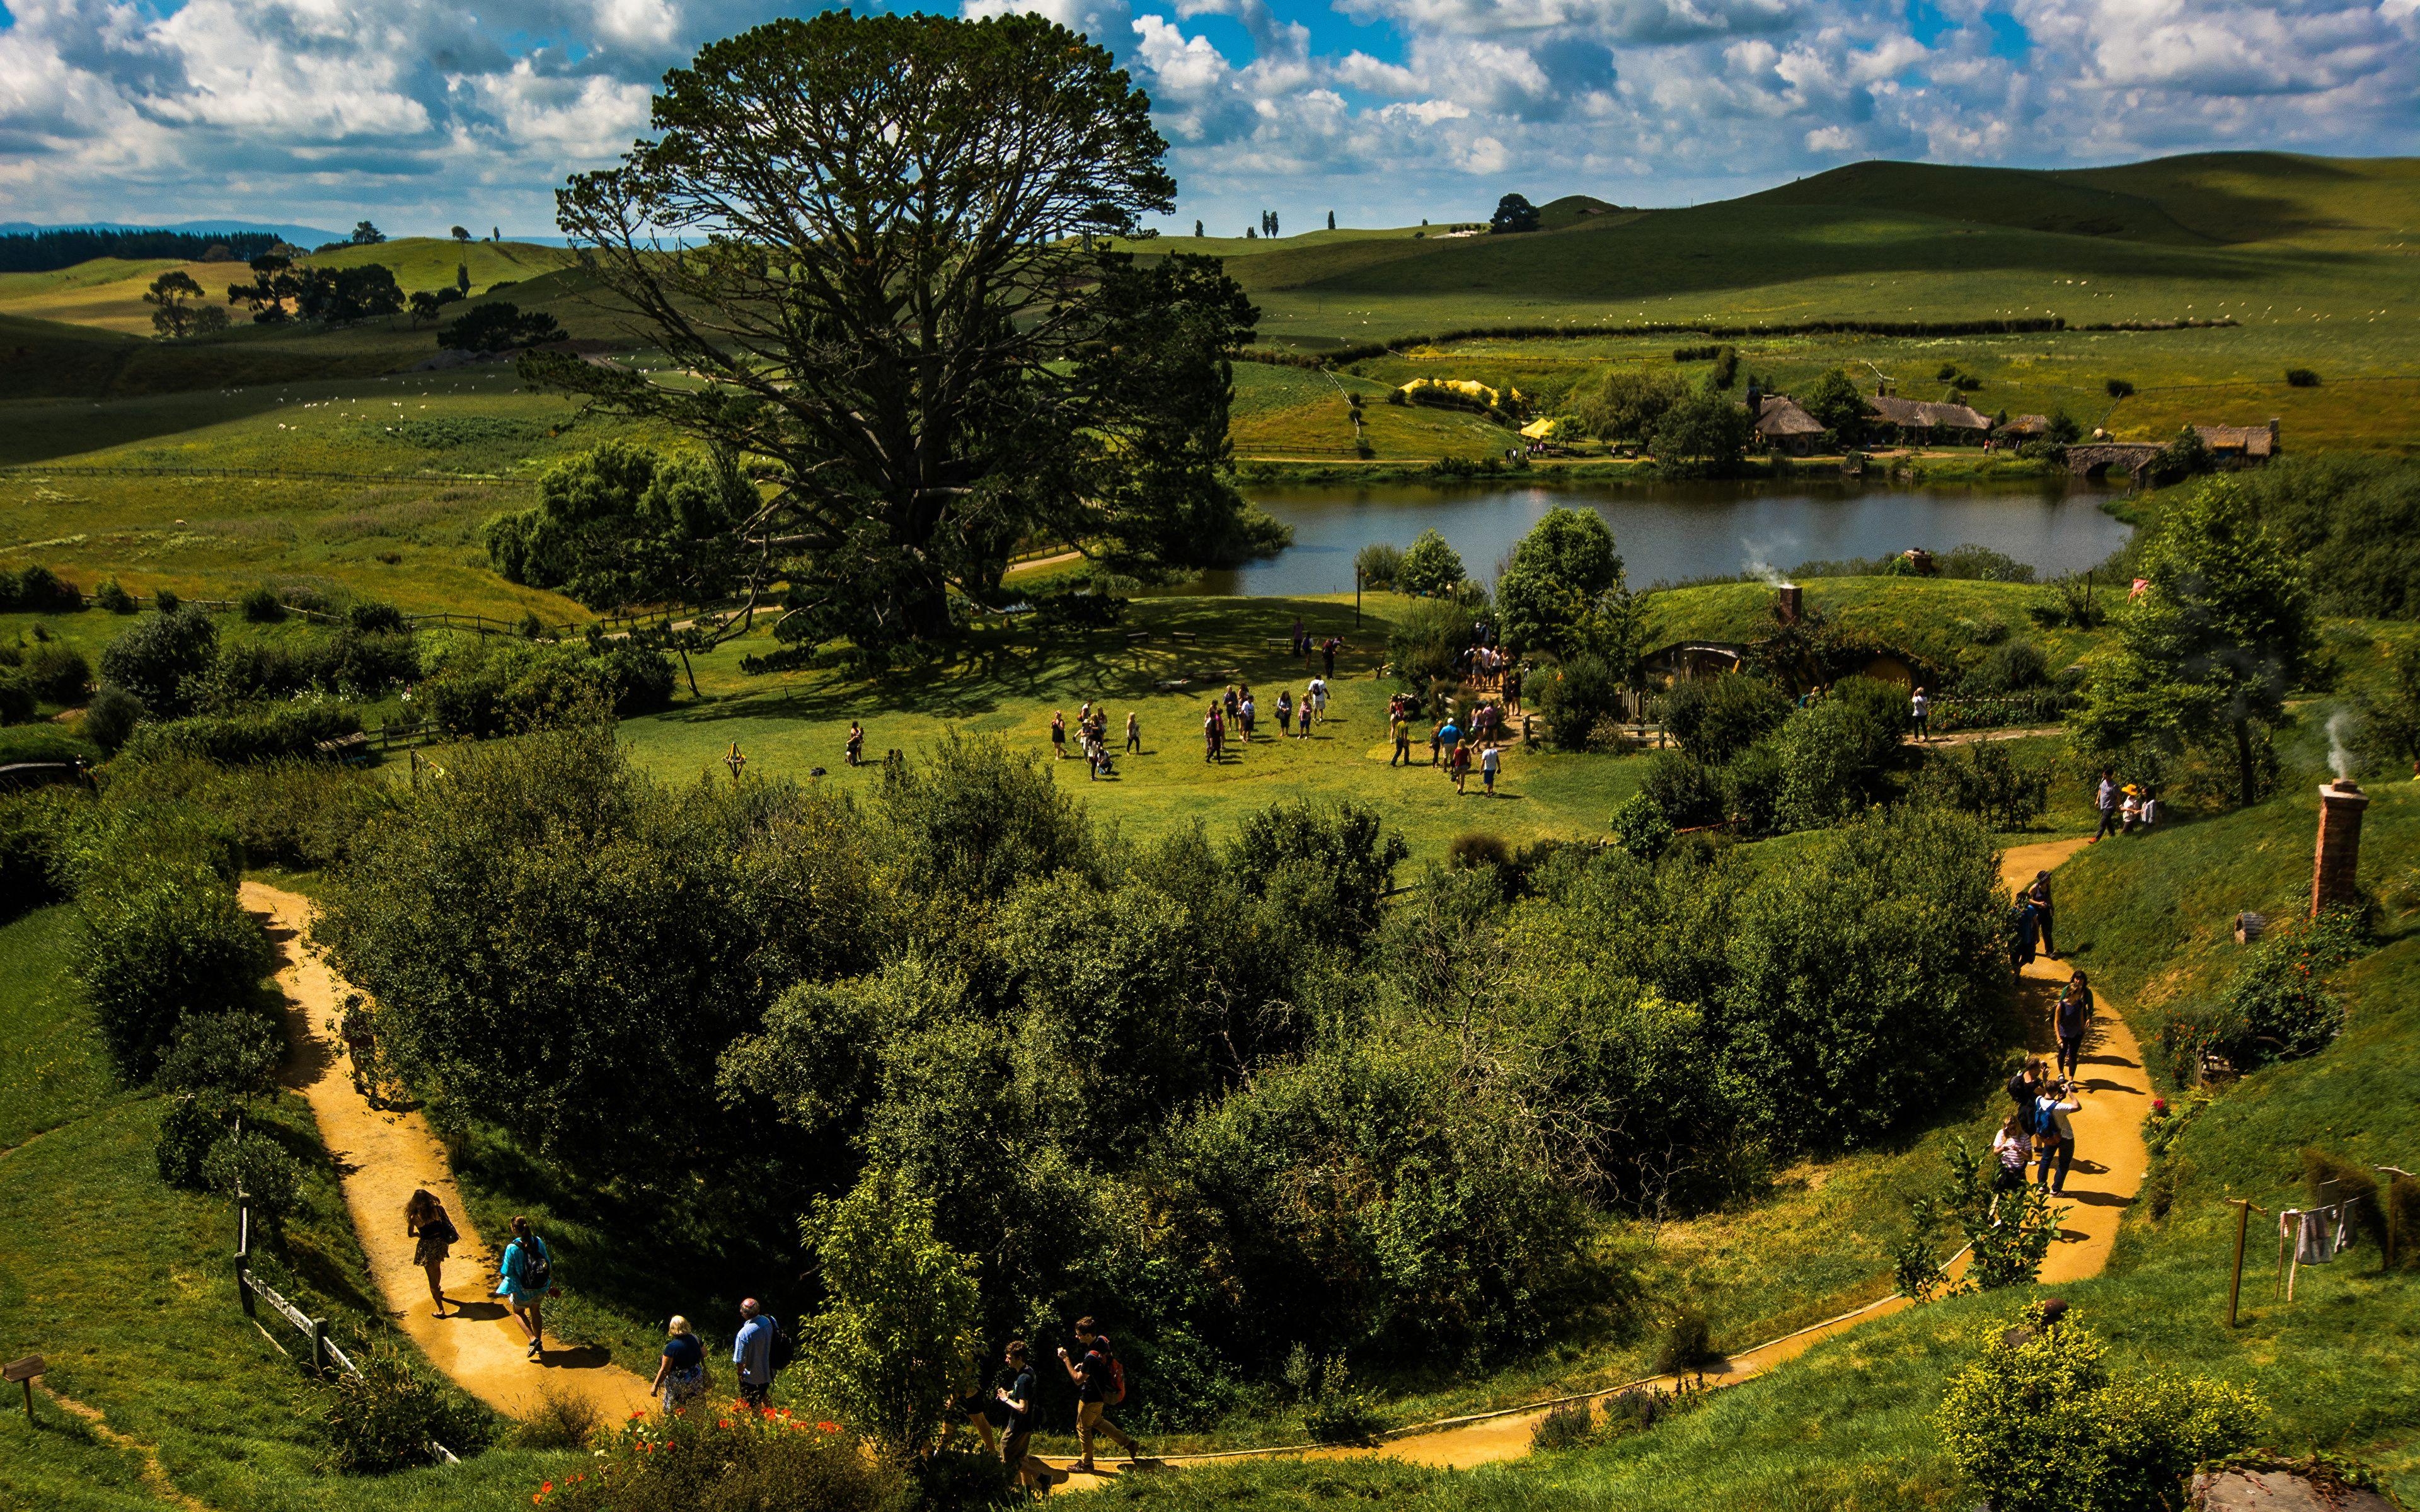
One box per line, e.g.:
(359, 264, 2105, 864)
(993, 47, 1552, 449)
(2312, 779, 2369, 916)
(1776, 583, 1802, 625)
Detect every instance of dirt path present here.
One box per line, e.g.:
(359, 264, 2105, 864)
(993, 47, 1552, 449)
(1047, 835, 2148, 1486)
(40, 1385, 211, 1511)
(242, 883, 656, 1423)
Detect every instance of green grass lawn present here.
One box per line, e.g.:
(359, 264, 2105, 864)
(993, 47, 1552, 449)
(0, 901, 603, 1512)
(617, 592, 1642, 869)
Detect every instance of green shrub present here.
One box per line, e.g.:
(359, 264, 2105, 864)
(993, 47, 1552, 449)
(1664, 673, 1790, 764)
(420, 638, 672, 738)
(154, 1093, 228, 1188)
(158, 1010, 282, 1098)
(2285, 367, 2320, 387)
(119, 703, 363, 766)
(23, 643, 91, 706)
(514, 1381, 604, 1450)
(98, 607, 219, 717)
(0, 564, 84, 614)
(1639, 750, 1722, 827)
(798, 1174, 984, 1462)
(239, 586, 285, 622)
(1396, 529, 1465, 597)
(84, 684, 144, 754)
(1935, 1303, 2262, 1512)
(1608, 791, 1672, 861)
(1448, 831, 1511, 870)
(1774, 677, 1903, 830)
(1387, 597, 1477, 694)
(1354, 541, 1403, 589)
(2218, 909, 2362, 1064)
(0, 794, 70, 922)
(204, 1128, 302, 1232)
(93, 577, 135, 614)
(1652, 1310, 1715, 1375)
(317, 1337, 489, 1473)
(1719, 740, 1785, 837)
(549, 1409, 908, 1512)
(0, 672, 33, 724)
(1911, 742, 2053, 830)
(1535, 653, 1625, 752)
(1298, 1354, 1386, 1446)
(79, 864, 274, 1080)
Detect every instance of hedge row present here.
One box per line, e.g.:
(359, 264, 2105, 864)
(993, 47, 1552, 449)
(1242, 316, 2237, 370)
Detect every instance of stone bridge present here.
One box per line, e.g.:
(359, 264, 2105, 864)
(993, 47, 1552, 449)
(2065, 442, 2163, 482)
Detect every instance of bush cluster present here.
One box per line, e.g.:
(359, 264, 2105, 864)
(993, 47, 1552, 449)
(419, 637, 674, 737)
(120, 704, 364, 766)
(1632, 674, 1905, 836)
(544, 1409, 909, 1512)
(0, 564, 84, 614)
(317, 1339, 492, 1473)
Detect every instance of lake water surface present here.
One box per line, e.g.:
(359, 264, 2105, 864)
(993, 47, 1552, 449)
(1175, 478, 2133, 596)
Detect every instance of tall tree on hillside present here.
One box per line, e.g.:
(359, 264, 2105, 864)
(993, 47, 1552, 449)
(451, 225, 471, 243)
(350, 220, 386, 245)
(144, 270, 205, 338)
(531, 13, 1265, 657)
(2070, 478, 2315, 806)
(1327, 210, 1335, 231)
(1490, 193, 1540, 234)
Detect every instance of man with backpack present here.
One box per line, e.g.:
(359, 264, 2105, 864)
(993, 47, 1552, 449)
(734, 1297, 780, 1410)
(497, 1216, 555, 1361)
(1057, 1317, 1139, 1473)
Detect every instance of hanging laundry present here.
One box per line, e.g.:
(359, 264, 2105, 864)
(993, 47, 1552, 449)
(2290, 1203, 2352, 1265)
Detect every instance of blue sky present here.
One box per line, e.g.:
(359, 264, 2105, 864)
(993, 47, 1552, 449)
(2, 0, 2415, 236)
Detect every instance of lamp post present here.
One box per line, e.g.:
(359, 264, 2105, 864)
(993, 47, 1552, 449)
(1354, 566, 1363, 629)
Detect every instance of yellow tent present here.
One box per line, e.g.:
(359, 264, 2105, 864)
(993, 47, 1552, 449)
(1519, 417, 1559, 440)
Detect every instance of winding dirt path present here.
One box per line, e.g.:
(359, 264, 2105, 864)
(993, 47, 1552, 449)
(242, 883, 655, 1423)
(1048, 835, 2150, 1484)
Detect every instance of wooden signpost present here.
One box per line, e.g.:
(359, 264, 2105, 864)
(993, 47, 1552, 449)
(5, 1353, 43, 1422)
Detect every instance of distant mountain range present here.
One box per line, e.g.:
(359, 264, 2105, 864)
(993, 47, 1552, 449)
(0, 220, 348, 247)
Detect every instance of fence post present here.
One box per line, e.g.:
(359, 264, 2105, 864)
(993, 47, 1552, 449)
(310, 1318, 328, 1375)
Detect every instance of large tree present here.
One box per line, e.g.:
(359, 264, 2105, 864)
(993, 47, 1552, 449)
(1495, 507, 1627, 659)
(2071, 478, 2315, 806)
(530, 12, 1263, 654)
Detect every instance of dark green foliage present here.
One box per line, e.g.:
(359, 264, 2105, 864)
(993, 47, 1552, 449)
(2299, 1148, 2384, 1257)
(239, 586, 284, 622)
(196, 624, 419, 707)
(0, 564, 84, 614)
(1773, 676, 1906, 830)
(418, 638, 673, 737)
(1911, 741, 2053, 829)
(92, 577, 135, 614)
(1572, 368, 1688, 442)
(154, 1094, 226, 1189)
(2072, 478, 2314, 806)
(1354, 542, 1404, 589)
(2106, 377, 2136, 398)
(1535, 653, 1626, 752)
(0, 673, 32, 725)
(1608, 791, 1673, 860)
(1639, 750, 1722, 828)
(1719, 740, 1786, 837)
(21, 642, 91, 706)
(315, 1337, 490, 1473)
(1298, 1356, 1386, 1446)
(79, 862, 274, 1082)
(438, 301, 562, 353)
(1395, 529, 1466, 598)
(97, 605, 218, 718)
(1387, 597, 1477, 692)
(1489, 193, 1540, 234)
(1495, 508, 1623, 658)
(1797, 368, 1866, 444)
(316, 724, 872, 1185)
(228, 256, 405, 324)
(1229, 800, 1410, 947)
(83, 685, 144, 754)
(2285, 367, 2320, 386)
(2216, 908, 2363, 1065)
(1962, 637, 2050, 694)
(158, 1009, 282, 1099)
(203, 1128, 302, 1232)
(1530, 1399, 1594, 1452)
(0, 794, 70, 922)
(1653, 1311, 1716, 1375)
(2232, 454, 2420, 620)
(1664, 674, 1791, 765)
(1649, 391, 1754, 472)
(0, 226, 279, 272)
(485, 440, 749, 609)
(874, 730, 1097, 903)
(2353, 644, 2420, 776)
(118, 703, 363, 766)
(1027, 577, 1129, 629)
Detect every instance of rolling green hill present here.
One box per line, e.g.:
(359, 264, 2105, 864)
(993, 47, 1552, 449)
(1741, 160, 2218, 243)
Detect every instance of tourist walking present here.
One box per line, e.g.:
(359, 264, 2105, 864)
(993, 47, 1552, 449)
(496, 1216, 554, 1361)
(1391, 707, 1412, 767)
(1276, 689, 1293, 736)
(1322, 636, 1340, 680)
(1439, 715, 1463, 773)
(2005, 1058, 2044, 1122)
(2027, 870, 2056, 958)
(1991, 1111, 2031, 1198)
(734, 1298, 777, 1410)
(1051, 712, 1068, 760)
(960, 1341, 1051, 1489)
(1481, 742, 1501, 796)
(846, 721, 864, 767)
(2054, 972, 2094, 1079)
(1450, 741, 1472, 793)
(1910, 685, 1930, 742)
(2035, 1077, 2082, 1194)
(2090, 769, 2121, 842)
(1504, 663, 1523, 714)
(1306, 677, 1327, 728)
(1428, 718, 1444, 766)
(648, 1315, 708, 1412)
(1239, 691, 1256, 743)
(1202, 707, 1219, 762)
(1126, 712, 1141, 753)
(403, 1189, 457, 1319)
(2009, 890, 2041, 975)
(1058, 1318, 1139, 1472)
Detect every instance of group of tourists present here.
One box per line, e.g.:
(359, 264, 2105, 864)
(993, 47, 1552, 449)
(1192, 675, 1333, 761)
(950, 1318, 1139, 1489)
(1289, 618, 1345, 679)
(2090, 767, 2161, 841)
(1049, 703, 1134, 779)
(1385, 689, 1507, 794)
(1996, 1011, 2092, 1200)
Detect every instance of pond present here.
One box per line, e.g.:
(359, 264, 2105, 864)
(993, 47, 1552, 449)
(1170, 478, 2133, 597)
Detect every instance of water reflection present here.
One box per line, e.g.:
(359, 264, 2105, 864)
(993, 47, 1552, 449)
(1161, 478, 2132, 597)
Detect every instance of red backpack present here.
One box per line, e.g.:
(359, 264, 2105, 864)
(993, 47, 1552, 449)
(1107, 1355, 1127, 1406)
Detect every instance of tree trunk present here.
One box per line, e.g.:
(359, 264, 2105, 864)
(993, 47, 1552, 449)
(2233, 716, 2255, 808)
(677, 646, 698, 698)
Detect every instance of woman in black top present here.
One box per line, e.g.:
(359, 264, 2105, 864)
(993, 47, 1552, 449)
(648, 1315, 707, 1412)
(2055, 973, 2094, 1078)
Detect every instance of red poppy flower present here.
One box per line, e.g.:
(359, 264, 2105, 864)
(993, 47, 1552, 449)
(819, 1421, 841, 1433)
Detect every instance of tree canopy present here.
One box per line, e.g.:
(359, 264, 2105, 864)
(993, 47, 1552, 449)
(1495, 508, 1628, 659)
(1490, 193, 1540, 234)
(530, 12, 1269, 657)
